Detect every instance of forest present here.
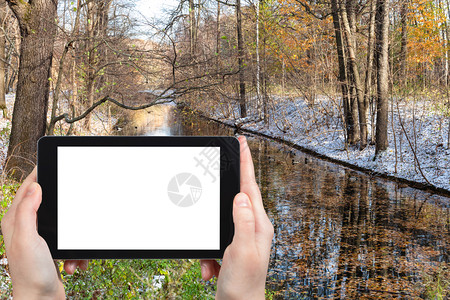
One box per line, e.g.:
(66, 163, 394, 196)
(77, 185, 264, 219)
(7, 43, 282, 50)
(0, 0, 447, 190)
(0, 0, 449, 298)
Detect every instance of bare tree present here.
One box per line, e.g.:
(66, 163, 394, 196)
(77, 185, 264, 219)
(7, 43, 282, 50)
(189, 0, 197, 56)
(331, 0, 353, 145)
(399, 0, 408, 85)
(236, 0, 246, 118)
(375, 0, 389, 155)
(5, 0, 58, 180)
(339, 0, 366, 148)
(364, 0, 376, 143)
(83, 0, 113, 130)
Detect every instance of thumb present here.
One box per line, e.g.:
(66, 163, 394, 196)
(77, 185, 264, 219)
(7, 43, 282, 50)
(232, 193, 255, 247)
(15, 182, 42, 237)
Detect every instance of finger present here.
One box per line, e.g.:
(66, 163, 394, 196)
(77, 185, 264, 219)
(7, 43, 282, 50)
(238, 136, 270, 229)
(200, 260, 220, 281)
(238, 136, 256, 187)
(63, 260, 89, 274)
(79, 260, 89, 271)
(64, 260, 78, 274)
(232, 193, 256, 248)
(238, 136, 264, 213)
(238, 136, 274, 253)
(14, 182, 41, 239)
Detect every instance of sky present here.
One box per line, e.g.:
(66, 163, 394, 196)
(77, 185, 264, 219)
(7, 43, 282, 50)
(131, 0, 178, 38)
(136, 0, 178, 20)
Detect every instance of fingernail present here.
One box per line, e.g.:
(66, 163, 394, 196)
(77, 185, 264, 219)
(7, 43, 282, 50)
(25, 183, 38, 196)
(235, 193, 249, 207)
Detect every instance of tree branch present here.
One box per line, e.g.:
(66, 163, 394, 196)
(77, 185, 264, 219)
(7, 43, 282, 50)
(294, 0, 331, 20)
(396, 101, 433, 186)
(51, 96, 175, 125)
(6, 0, 29, 25)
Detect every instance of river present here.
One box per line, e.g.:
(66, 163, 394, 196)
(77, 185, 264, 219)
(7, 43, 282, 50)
(118, 105, 450, 299)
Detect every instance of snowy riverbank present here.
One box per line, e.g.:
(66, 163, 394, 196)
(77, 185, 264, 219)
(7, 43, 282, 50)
(1, 93, 448, 193)
(199, 95, 450, 193)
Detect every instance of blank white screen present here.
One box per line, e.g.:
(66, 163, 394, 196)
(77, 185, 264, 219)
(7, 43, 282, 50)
(57, 146, 220, 250)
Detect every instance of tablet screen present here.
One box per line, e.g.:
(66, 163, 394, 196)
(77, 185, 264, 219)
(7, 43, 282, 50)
(57, 146, 220, 250)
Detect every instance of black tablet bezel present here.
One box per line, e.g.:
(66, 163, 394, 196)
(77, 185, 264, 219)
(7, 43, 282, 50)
(37, 136, 239, 259)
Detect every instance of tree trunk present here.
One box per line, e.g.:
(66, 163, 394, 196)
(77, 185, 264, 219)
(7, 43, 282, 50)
(48, 43, 71, 135)
(375, 0, 390, 155)
(94, 0, 111, 90)
(262, 30, 268, 124)
(446, 0, 450, 86)
(189, 0, 197, 57)
(236, 0, 247, 118)
(331, 0, 353, 145)
(216, 1, 220, 73)
(364, 0, 376, 143)
(0, 0, 7, 118)
(83, 0, 111, 131)
(84, 1, 96, 131)
(340, 0, 367, 147)
(70, 0, 82, 135)
(5, 0, 58, 180)
(399, 0, 408, 85)
(256, 0, 261, 118)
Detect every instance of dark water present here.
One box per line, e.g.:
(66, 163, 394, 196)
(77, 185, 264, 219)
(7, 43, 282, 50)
(119, 105, 450, 299)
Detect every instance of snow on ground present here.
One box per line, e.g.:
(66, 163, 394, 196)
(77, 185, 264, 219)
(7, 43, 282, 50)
(203, 95, 450, 192)
(1, 93, 448, 191)
(0, 94, 117, 174)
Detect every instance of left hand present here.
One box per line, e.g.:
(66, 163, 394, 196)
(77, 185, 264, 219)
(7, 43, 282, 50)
(1, 167, 87, 300)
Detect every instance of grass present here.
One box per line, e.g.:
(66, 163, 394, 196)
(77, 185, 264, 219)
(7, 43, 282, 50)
(0, 179, 20, 299)
(0, 180, 20, 257)
(422, 265, 450, 300)
(62, 259, 215, 299)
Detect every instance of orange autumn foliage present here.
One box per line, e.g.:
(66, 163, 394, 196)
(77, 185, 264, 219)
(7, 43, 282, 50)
(406, 0, 446, 64)
(263, 0, 334, 77)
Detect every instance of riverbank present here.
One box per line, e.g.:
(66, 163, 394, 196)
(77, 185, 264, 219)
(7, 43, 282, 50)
(184, 95, 450, 196)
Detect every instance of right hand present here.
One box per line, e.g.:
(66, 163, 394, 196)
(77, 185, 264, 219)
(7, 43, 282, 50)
(200, 136, 274, 299)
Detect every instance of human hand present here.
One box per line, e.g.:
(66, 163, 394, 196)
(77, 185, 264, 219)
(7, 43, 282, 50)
(1, 167, 88, 299)
(200, 136, 274, 299)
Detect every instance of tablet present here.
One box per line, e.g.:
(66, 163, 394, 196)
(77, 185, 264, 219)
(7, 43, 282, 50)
(37, 136, 239, 259)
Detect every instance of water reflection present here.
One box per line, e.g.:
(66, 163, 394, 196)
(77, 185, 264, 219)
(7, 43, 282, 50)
(117, 105, 175, 136)
(255, 139, 449, 299)
(119, 105, 450, 299)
